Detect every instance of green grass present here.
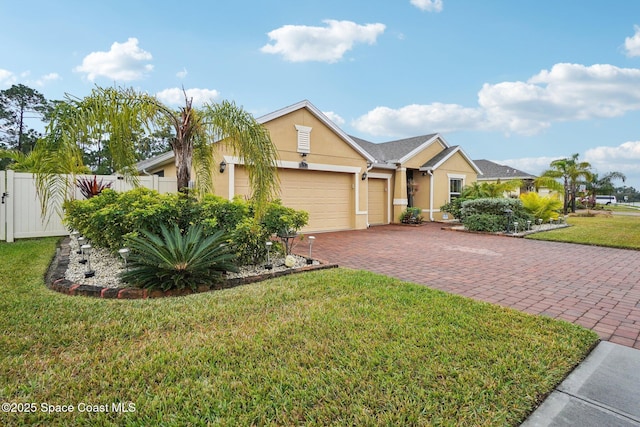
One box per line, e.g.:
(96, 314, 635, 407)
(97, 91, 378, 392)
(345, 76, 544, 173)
(527, 215, 640, 249)
(1, 238, 598, 426)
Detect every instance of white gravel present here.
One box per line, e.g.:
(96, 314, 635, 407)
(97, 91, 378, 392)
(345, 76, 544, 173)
(65, 238, 319, 289)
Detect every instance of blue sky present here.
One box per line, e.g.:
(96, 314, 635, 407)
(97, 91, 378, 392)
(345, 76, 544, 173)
(3, 0, 640, 189)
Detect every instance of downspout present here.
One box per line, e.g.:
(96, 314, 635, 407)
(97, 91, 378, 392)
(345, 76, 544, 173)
(364, 161, 374, 228)
(428, 170, 435, 222)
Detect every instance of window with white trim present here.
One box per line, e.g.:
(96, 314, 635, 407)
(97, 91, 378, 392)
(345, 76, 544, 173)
(450, 178, 463, 200)
(295, 125, 312, 154)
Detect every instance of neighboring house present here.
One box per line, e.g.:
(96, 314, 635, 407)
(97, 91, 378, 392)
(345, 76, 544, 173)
(137, 100, 481, 232)
(474, 159, 538, 197)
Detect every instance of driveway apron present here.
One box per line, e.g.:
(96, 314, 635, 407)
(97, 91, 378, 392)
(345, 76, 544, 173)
(304, 223, 640, 350)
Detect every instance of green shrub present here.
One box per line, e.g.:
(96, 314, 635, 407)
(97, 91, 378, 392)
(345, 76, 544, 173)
(440, 197, 468, 220)
(120, 224, 238, 291)
(64, 188, 187, 251)
(460, 197, 533, 232)
(232, 217, 272, 265)
(64, 189, 309, 261)
(262, 200, 309, 236)
(200, 195, 249, 234)
(463, 214, 505, 232)
(400, 207, 424, 224)
(519, 192, 563, 222)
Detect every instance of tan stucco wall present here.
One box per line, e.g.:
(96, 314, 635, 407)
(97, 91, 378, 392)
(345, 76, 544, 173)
(429, 152, 478, 220)
(402, 138, 447, 169)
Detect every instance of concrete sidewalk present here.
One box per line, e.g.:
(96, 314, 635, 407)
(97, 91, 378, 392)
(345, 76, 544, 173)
(522, 341, 640, 426)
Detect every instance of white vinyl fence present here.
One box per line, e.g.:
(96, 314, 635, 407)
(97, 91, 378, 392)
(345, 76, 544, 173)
(0, 170, 177, 242)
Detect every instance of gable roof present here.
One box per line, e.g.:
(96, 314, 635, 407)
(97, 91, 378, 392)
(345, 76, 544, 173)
(474, 159, 536, 180)
(420, 146, 483, 174)
(350, 133, 443, 164)
(258, 100, 376, 163)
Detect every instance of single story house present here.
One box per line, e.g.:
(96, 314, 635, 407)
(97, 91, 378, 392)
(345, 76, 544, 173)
(473, 159, 537, 197)
(137, 100, 481, 232)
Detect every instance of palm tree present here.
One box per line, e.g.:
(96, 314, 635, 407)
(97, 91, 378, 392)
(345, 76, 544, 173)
(585, 171, 626, 207)
(461, 180, 523, 198)
(536, 154, 592, 214)
(37, 86, 279, 217)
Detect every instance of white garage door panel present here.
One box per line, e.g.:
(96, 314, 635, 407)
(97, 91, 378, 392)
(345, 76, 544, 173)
(234, 167, 353, 232)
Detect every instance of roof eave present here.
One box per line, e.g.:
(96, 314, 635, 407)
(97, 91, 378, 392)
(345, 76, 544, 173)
(397, 134, 446, 164)
(258, 100, 376, 163)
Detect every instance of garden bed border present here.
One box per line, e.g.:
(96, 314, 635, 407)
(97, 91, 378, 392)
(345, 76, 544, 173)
(45, 238, 338, 299)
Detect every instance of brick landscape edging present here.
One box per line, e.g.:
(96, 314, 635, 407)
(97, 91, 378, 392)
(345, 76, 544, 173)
(45, 238, 338, 299)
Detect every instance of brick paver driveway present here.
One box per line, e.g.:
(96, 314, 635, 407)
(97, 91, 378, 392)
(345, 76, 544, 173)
(304, 223, 640, 349)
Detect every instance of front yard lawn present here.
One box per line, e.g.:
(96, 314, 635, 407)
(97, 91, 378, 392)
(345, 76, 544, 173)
(1, 238, 598, 426)
(526, 214, 640, 249)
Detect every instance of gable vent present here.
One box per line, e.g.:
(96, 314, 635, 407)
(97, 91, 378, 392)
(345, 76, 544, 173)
(295, 125, 312, 154)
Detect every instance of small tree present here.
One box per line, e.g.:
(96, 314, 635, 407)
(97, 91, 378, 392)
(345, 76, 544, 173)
(536, 154, 592, 214)
(37, 86, 280, 220)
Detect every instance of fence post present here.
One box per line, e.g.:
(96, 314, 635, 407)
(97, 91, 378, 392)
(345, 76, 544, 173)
(0, 170, 5, 241)
(6, 170, 14, 242)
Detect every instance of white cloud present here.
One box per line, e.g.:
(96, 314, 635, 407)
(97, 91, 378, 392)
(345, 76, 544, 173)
(479, 63, 640, 134)
(625, 26, 640, 57)
(74, 38, 153, 81)
(354, 63, 640, 138)
(261, 20, 386, 63)
(410, 0, 443, 12)
(155, 87, 220, 107)
(32, 73, 61, 87)
(498, 143, 640, 188)
(352, 103, 484, 137)
(0, 69, 17, 87)
(585, 141, 640, 175)
(176, 68, 188, 79)
(322, 111, 345, 126)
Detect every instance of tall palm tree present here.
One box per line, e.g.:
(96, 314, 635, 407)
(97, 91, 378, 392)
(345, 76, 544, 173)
(536, 154, 592, 214)
(585, 171, 626, 207)
(36, 86, 279, 217)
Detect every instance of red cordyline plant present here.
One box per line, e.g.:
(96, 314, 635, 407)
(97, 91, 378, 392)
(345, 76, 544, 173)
(76, 175, 112, 199)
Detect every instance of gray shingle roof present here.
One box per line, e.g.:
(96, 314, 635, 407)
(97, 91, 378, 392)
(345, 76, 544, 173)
(474, 159, 536, 180)
(421, 146, 459, 169)
(350, 134, 439, 163)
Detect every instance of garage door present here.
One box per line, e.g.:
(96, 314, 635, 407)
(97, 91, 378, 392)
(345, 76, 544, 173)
(234, 167, 353, 232)
(368, 178, 387, 226)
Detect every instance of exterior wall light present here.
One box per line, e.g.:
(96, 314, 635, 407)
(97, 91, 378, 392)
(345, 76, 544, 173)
(219, 161, 227, 173)
(362, 172, 368, 180)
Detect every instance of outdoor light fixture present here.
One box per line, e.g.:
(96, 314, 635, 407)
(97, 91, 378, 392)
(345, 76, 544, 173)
(76, 236, 86, 255)
(513, 221, 519, 234)
(361, 172, 368, 180)
(265, 241, 273, 270)
(118, 248, 130, 270)
(81, 244, 95, 278)
(219, 160, 226, 173)
(527, 220, 532, 231)
(306, 236, 315, 264)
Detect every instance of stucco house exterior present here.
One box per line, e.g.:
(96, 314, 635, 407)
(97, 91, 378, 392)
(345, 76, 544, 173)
(473, 159, 551, 197)
(137, 100, 481, 232)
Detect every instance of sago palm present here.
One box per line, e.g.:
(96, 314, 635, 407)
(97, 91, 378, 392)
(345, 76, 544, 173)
(120, 224, 239, 291)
